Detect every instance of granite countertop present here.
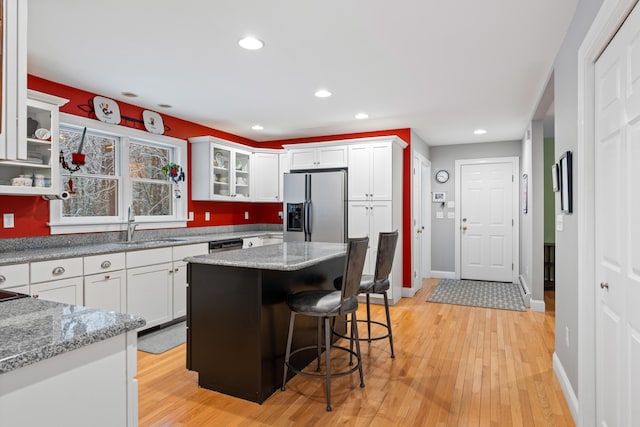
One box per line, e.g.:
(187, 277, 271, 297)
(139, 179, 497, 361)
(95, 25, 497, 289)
(0, 297, 145, 374)
(0, 230, 283, 266)
(186, 241, 347, 271)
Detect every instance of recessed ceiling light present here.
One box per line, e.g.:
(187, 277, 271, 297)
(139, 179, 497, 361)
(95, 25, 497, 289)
(251, 124, 264, 130)
(238, 36, 264, 50)
(355, 112, 368, 120)
(121, 91, 138, 98)
(157, 103, 172, 108)
(315, 89, 332, 98)
(473, 128, 487, 135)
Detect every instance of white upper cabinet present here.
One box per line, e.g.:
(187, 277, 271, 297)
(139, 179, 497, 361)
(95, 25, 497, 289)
(0, 91, 69, 195)
(252, 150, 280, 202)
(348, 142, 392, 201)
(190, 137, 252, 201)
(0, 0, 27, 161)
(288, 144, 347, 170)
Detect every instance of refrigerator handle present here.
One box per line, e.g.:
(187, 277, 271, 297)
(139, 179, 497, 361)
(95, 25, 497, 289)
(304, 201, 311, 241)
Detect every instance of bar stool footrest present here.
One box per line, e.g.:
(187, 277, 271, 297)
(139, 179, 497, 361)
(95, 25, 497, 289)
(284, 344, 362, 379)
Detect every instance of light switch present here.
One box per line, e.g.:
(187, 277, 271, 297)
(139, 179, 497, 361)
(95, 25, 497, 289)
(188, 211, 194, 221)
(3, 213, 15, 228)
(447, 201, 455, 208)
(245, 211, 249, 220)
(205, 212, 210, 221)
(447, 211, 455, 219)
(436, 212, 444, 219)
(556, 214, 563, 232)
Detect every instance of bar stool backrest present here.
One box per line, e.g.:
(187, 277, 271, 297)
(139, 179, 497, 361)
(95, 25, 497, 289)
(338, 237, 369, 312)
(374, 231, 399, 282)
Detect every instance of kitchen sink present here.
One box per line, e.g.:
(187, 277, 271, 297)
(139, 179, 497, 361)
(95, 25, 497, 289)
(119, 239, 177, 248)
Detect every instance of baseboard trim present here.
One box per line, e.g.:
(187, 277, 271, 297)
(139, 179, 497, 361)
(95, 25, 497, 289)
(518, 275, 532, 308)
(430, 270, 455, 279)
(553, 352, 579, 424)
(530, 299, 545, 312)
(402, 286, 420, 298)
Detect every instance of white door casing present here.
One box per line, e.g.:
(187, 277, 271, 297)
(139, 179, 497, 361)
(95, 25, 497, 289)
(594, 4, 640, 426)
(455, 157, 519, 283)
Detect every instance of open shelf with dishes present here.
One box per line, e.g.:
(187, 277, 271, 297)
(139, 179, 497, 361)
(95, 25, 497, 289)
(0, 91, 68, 195)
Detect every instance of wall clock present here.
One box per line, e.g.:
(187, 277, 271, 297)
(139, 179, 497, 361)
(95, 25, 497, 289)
(435, 169, 449, 183)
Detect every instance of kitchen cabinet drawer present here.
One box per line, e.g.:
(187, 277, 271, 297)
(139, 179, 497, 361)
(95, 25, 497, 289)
(126, 247, 172, 269)
(84, 252, 126, 275)
(172, 243, 208, 261)
(0, 263, 29, 289)
(30, 257, 83, 284)
(243, 237, 261, 249)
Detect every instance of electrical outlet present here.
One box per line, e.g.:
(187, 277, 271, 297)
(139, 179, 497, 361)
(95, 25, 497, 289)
(278, 211, 283, 219)
(245, 211, 249, 220)
(565, 327, 570, 348)
(205, 212, 210, 221)
(3, 213, 15, 228)
(188, 211, 194, 221)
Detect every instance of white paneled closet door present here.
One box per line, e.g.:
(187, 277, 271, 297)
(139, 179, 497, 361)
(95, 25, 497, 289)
(595, 3, 640, 426)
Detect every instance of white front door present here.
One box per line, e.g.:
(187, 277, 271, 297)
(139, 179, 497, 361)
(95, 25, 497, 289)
(460, 161, 514, 282)
(412, 152, 430, 288)
(595, 4, 640, 425)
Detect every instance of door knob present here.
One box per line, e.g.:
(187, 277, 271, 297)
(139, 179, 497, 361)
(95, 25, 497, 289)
(462, 226, 468, 231)
(462, 218, 467, 222)
(600, 282, 609, 290)
(417, 229, 422, 233)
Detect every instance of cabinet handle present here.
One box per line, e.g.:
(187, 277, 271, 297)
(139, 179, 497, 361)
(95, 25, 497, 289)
(101, 260, 112, 269)
(104, 275, 111, 280)
(0, 275, 5, 283)
(600, 282, 609, 290)
(33, 294, 39, 299)
(174, 268, 179, 272)
(52, 266, 65, 276)
(248, 242, 253, 247)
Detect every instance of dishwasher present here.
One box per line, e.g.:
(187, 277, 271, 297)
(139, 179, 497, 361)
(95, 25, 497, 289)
(208, 238, 243, 253)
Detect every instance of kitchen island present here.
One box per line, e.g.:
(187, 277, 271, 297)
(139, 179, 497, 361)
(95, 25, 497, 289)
(0, 297, 145, 427)
(185, 242, 347, 403)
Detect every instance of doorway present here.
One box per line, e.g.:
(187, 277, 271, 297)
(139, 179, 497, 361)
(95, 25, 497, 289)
(454, 157, 519, 283)
(412, 152, 430, 294)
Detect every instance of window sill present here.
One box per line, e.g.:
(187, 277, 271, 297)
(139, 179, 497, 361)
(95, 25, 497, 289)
(48, 219, 188, 235)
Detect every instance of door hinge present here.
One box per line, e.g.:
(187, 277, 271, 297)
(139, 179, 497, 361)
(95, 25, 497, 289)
(512, 175, 514, 182)
(512, 263, 514, 271)
(512, 219, 514, 226)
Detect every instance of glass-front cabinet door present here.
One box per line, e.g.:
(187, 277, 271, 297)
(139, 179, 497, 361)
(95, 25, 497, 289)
(0, 91, 68, 195)
(210, 143, 251, 200)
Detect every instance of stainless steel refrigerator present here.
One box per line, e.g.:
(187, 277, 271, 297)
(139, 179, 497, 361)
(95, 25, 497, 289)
(283, 170, 347, 243)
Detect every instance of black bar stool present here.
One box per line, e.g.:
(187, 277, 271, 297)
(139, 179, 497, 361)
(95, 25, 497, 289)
(334, 230, 399, 358)
(281, 237, 369, 412)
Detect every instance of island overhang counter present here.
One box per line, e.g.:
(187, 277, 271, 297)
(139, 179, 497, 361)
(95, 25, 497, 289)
(185, 242, 348, 403)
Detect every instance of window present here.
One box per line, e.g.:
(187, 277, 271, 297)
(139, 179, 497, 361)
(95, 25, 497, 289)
(49, 114, 187, 234)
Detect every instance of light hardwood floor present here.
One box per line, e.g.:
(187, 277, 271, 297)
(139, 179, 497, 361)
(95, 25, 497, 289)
(137, 279, 573, 426)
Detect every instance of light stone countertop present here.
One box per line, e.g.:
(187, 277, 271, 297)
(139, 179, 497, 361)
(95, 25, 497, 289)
(0, 297, 145, 374)
(186, 242, 347, 271)
(0, 230, 283, 266)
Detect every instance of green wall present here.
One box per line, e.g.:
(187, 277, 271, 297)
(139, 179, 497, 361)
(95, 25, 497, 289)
(544, 137, 555, 243)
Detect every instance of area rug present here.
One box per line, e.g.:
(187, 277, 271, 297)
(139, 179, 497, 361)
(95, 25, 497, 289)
(427, 279, 526, 311)
(138, 321, 186, 354)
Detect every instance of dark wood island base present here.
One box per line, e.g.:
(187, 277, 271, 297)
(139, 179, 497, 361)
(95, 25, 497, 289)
(186, 243, 347, 404)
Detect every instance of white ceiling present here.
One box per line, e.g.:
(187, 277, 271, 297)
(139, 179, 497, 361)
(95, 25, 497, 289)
(27, 0, 577, 146)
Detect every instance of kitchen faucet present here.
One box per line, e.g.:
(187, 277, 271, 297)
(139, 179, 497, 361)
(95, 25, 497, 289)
(126, 205, 137, 242)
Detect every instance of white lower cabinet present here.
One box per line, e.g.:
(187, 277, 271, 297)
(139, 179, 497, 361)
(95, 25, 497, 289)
(84, 252, 126, 313)
(30, 257, 84, 305)
(0, 263, 29, 294)
(348, 200, 392, 275)
(85, 270, 126, 313)
(172, 243, 208, 319)
(126, 262, 173, 330)
(31, 277, 84, 306)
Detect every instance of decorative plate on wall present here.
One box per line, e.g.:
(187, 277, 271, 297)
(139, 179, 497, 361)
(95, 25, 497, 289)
(143, 110, 165, 135)
(93, 96, 121, 124)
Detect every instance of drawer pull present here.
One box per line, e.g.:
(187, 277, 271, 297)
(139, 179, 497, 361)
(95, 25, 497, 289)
(101, 260, 112, 269)
(0, 275, 5, 283)
(105, 275, 111, 280)
(52, 267, 65, 276)
(33, 294, 39, 299)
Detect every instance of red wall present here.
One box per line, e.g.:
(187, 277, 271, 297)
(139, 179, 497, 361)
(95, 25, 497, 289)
(2, 76, 413, 287)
